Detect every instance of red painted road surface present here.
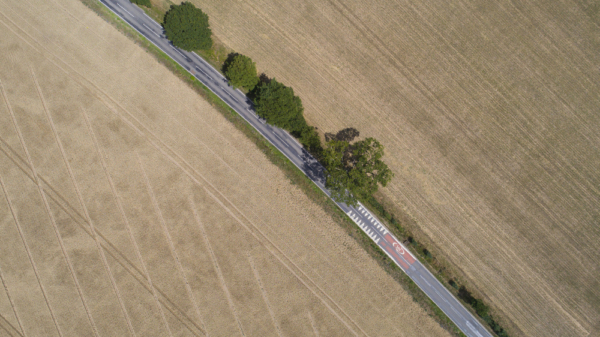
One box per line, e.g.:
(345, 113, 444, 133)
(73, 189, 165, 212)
(382, 242, 410, 270)
(385, 234, 415, 268)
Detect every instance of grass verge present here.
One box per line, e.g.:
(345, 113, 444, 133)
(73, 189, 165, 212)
(80, 0, 471, 335)
(362, 194, 512, 336)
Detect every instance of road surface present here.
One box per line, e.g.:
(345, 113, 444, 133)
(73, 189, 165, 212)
(97, 1, 493, 336)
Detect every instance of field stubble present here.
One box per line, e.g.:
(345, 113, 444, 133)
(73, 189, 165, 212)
(185, 0, 600, 335)
(0, 0, 450, 336)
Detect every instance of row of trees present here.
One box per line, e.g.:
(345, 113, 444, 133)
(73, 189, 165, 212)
(252, 77, 323, 157)
(221, 53, 323, 154)
(159, 2, 393, 206)
(458, 286, 509, 337)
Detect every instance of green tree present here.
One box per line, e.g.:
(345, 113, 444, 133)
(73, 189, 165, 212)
(322, 137, 393, 205)
(253, 79, 306, 133)
(299, 126, 323, 157)
(325, 127, 359, 142)
(223, 54, 259, 90)
(163, 2, 212, 51)
(130, 0, 151, 7)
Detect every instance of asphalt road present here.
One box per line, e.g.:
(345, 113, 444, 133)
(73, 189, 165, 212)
(98, 1, 493, 336)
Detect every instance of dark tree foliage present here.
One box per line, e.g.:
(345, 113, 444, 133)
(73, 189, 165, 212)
(223, 53, 259, 90)
(322, 137, 393, 206)
(458, 286, 491, 317)
(325, 127, 360, 143)
(458, 286, 476, 305)
(258, 73, 271, 85)
(299, 126, 323, 158)
(253, 79, 306, 133)
(163, 2, 212, 51)
(458, 286, 509, 335)
(130, 0, 151, 7)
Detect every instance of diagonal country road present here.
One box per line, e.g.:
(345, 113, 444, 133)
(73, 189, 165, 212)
(96, 1, 493, 336)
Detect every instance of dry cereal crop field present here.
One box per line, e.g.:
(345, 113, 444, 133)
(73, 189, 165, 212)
(181, 0, 600, 335)
(0, 0, 452, 336)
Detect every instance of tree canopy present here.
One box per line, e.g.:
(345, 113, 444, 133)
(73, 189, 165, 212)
(322, 137, 393, 205)
(223, 54, 259, 90)
(163, 2, 212, 51)
(130, 0, 151, 7)
(325, 127, 360, 142)
(252, 79, 307, 133)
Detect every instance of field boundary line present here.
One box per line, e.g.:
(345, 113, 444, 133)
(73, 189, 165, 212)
(80, 107, 176, 337)
(30, 68, 133, 337)
(0, 236, 26, 336)
(190, 198, 246, 337)
(137, 153, 207, 336)
(247, 254, 283, 337)
(308, 311, 320, 337)
(0, 79, 64, 337)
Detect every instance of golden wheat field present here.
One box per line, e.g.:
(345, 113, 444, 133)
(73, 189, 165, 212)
(0, 0, 453, 335)
(184, 0, 600, 335)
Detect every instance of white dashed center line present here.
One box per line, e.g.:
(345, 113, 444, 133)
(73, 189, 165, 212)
(142, 23, 161, 37)
(172, 47, 186, 58)
(117, 3, 134, 17)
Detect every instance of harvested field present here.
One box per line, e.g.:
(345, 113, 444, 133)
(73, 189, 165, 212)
(185, 0, 600, 335)
(0, 0, 450, 336)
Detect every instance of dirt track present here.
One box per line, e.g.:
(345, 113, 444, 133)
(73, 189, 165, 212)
(184, 0, 600, 335)
(0, 0, 450, 335)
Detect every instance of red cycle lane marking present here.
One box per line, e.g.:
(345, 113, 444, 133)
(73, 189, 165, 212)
(381, 242, 409, 270)
(384, 234, 415, 265)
